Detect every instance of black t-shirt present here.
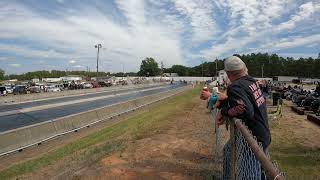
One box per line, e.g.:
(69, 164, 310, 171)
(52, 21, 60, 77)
(221, 75, 271, 149)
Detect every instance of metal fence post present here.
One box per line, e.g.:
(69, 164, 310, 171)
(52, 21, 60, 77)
(230, 118, 236, 180)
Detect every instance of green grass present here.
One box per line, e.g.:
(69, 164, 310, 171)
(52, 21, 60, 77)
(270, 146, 320, 179)
(269, 122, 320, 179)
(0, 86, 200, 179)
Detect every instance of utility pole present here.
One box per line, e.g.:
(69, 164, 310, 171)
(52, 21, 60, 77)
(261, 64, 264, 78)
(201, 60, 204, 77)
(215, 58, 218, 77)
(201, 59, 204, 82)
(122, 62, 125, 79)
(94, 44, 102, 78)
(161, 61, 164, 77)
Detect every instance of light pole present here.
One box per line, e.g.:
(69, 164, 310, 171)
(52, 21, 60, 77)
(94, 44, 102, 78)
(121, 62, 125, 79)
(201, 59, 205, 82)
(201, 60, 204, 77)
(215, 58, 218, 77)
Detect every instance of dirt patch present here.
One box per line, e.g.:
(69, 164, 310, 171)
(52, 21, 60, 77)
(69, 98, 226, 180)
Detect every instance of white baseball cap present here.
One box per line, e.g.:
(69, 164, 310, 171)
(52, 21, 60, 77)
(224, 56, 247, 71)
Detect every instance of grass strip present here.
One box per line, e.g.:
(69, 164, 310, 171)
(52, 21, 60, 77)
(0, 86, 200, 179)
(269, 120, 320, 179)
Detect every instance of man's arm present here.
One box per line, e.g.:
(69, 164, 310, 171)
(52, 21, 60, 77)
(221, 85, 254, 120)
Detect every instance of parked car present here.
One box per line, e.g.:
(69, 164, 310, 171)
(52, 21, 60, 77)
(5, 86, 13, 94)
(83, 82, 93, 89)
(13, 85, 28, 95)
(55, 84, 64, 91)
(47, 86, 61, 92)
(98, 81, 112, 87)
(0, 86, 7, 96)
(29, 86, 41, 93)
(91, 81, 100, 88)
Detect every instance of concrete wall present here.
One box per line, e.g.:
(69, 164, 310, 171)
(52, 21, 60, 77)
(127, 76, 214, 82)
(171, 77, 213, 82)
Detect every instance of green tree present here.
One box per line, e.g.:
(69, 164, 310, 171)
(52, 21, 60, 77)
(138, 57, 160, 76)
(168, 65, 189, 76)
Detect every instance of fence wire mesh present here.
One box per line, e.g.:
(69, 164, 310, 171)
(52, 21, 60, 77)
(223, 129, 265, 180)
(210, 108, 285, 180)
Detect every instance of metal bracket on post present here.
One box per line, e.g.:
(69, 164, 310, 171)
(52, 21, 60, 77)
(230, 118, 236, 180)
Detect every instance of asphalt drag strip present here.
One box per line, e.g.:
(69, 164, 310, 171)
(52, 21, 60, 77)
(0, 83, 185, 132)
(0, 84, 166, 113)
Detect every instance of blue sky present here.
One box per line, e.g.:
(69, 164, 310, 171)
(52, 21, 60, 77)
(0, 0, 319, 74)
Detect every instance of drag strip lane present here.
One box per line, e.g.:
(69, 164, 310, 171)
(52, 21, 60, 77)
(0, 83, 185, 132)
(0, 84, 165, 113)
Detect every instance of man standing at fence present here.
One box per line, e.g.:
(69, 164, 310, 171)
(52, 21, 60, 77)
(216, 56, 271, 180)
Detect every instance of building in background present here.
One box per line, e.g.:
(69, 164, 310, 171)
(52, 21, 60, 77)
(32, 78, 40, 83)
(273, 76, 298, 82)
(218, 70, 227, 85)
(61, 76, 83, 82)
(42, 78, 62, 83)
(163, 73, 178, 77)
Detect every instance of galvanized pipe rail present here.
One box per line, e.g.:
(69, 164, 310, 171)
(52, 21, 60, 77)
(230, 118, 284, 180)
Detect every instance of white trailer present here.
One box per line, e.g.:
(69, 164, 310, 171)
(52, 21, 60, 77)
(273, 76, 298, 82)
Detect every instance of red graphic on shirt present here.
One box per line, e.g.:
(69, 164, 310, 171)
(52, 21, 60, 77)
(228, 99, 246, 116)
(249, 82, 265, 107)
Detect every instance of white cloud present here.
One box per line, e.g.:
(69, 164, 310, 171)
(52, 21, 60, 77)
(201, 1, 320, 58)
(264, 34, 320, 50)
(0, 1, 184, 72)
(0, 44, 67, 59)
(172, 0, 219, 43)
(69, 60, 76, 64)
(0, 57, 15, 61)
(277, 2, 320, 31)
(0, 1, 319, 74)
(9, 63, 22, 67)
(73, 65, 83, 68)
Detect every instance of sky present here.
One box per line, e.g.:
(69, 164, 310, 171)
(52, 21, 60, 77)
(0, 0, 319, 74)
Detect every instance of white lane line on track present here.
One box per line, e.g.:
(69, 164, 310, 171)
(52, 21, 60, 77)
(0, 85, 170, 117)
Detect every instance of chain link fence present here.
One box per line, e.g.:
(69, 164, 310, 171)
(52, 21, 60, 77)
(211, 109, 285, 180)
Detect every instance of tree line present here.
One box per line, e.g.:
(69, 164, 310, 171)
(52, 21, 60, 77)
(1, 53, 320, 81)
(164, 53, 320, 78)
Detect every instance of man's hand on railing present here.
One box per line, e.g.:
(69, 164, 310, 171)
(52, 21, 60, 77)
(216, 111, 225, 126)
(214, 92, 228, 127)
